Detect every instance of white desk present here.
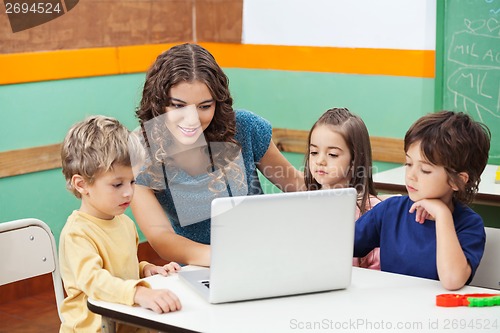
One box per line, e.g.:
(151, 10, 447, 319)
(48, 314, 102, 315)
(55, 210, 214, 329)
(373, 164, 500, 207)
(88, 266, 499, 333)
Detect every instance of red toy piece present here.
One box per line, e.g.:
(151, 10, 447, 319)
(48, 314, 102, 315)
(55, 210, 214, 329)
(436, 293, 500, 307)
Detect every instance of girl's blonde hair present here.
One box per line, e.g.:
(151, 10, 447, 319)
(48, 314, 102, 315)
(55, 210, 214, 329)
(304, 108, 377, 215)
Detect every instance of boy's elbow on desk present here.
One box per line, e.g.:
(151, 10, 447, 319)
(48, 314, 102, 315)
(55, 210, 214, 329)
(438, 268, 471, 291)
(439, 277, 467, 291)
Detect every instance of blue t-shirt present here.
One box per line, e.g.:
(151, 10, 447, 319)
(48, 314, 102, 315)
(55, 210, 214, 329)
(137, 109, 272, 244)
(354, 196, 485, 283)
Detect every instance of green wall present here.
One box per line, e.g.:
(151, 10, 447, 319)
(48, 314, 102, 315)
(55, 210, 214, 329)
(227, 69, 434, 137)
(0, 74, 145, 242)
(1, 69, 498, 246)
(0, 74, 143, 151)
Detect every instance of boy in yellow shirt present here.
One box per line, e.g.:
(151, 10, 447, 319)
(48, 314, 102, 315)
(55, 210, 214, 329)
(59, 116, 181, 333)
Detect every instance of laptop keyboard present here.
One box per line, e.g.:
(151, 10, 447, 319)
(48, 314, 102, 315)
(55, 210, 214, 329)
(201, 280, 210, 288)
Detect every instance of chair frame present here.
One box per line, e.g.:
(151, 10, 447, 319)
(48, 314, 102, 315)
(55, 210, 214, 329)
(470, 226, 500, 290)
(0, 218, 64, 322)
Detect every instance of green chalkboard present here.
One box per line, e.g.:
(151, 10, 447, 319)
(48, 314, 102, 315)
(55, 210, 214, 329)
(436, 0, 500, 164)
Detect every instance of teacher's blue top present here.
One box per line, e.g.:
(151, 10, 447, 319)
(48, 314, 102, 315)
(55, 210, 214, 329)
(137, 109, 272, 244)
(354, 196, 485, 283)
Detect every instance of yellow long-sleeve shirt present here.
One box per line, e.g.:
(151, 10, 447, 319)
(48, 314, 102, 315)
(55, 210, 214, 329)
(59, 210, 150, 333)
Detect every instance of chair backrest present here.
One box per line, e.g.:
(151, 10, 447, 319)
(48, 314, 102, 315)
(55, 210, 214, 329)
(0, 218, 64, 321)
(470, 227, 500, 290)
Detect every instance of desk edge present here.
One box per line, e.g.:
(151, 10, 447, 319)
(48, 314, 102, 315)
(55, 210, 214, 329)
(87, 299, 199, 333)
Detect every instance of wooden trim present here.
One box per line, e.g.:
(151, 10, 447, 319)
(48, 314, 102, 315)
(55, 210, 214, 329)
(272, 128, 309, 155)
(272, 128, 405, 164)
(369, 136, 406, 164)
(0, 128, 404, 179)
(0, 143, 62, 178)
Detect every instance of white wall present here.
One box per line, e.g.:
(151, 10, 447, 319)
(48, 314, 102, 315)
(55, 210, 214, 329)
(243, 0, 436, 50)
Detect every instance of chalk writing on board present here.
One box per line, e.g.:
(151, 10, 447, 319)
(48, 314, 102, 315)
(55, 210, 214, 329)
(446, 18, 500, 157)
(486, 0, 500, 20)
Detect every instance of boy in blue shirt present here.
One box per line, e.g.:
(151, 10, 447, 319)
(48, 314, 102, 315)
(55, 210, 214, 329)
(354, 111, 490, 290)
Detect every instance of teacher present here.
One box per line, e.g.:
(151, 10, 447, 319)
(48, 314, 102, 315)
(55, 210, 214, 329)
(131, 43, 304, 266)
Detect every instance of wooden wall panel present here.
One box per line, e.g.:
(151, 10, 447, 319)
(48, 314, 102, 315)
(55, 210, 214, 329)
(196, 0, 243, 43)
(0, 129, 404, 179)
(94, 1, 193, 45)
(0, 143, 62, 178)
(149, 2, 193, 43)
(0, 0, 243, 54)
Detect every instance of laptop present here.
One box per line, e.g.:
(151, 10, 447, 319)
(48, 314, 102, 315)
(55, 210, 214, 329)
(179, 187, 357, 303)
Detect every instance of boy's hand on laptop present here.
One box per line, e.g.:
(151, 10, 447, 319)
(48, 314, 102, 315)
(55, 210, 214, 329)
(134, 286, 181, 313)
(144, 262, 181, 277)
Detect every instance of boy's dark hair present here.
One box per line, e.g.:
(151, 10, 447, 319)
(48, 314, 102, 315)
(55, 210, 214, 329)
(404, 111, 491, 204)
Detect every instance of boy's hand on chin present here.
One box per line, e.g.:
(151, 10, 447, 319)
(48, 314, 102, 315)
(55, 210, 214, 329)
(409, 199, 450, 224)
